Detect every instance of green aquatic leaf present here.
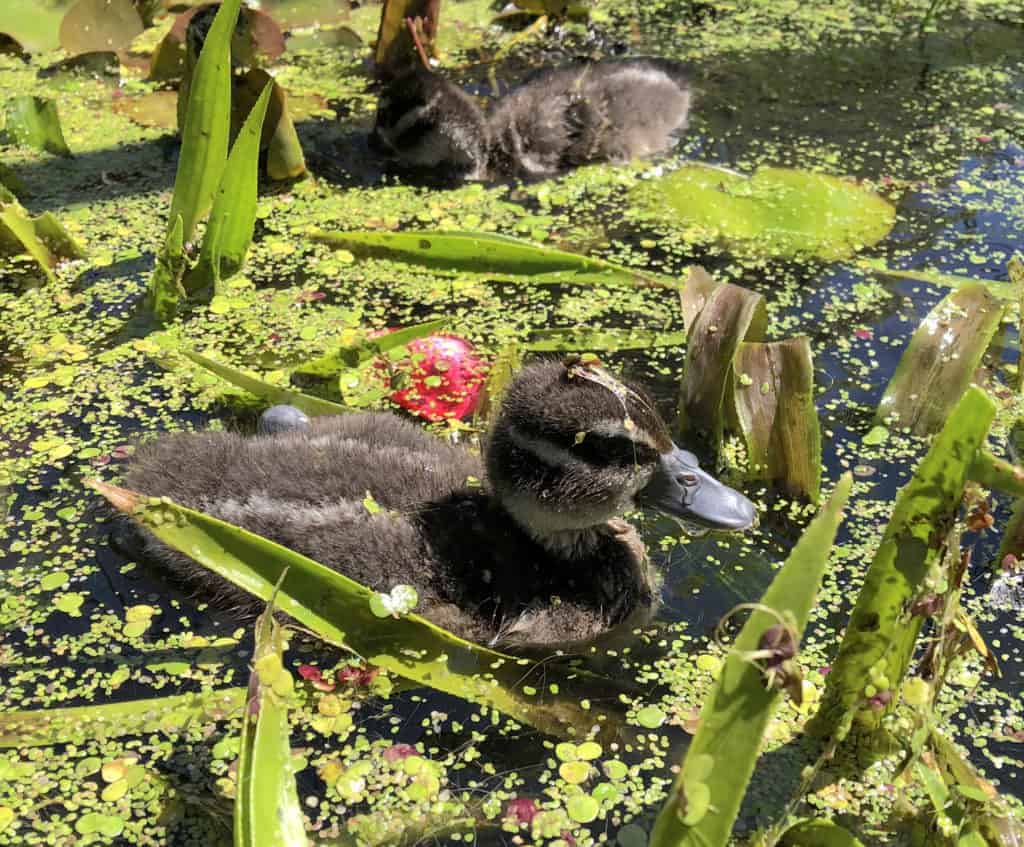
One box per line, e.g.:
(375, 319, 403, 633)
(88, 481, 619, 740)
(192, 81, 274, 292)
(0, 688, 246, 748)
(181, 348, 353, 416)
(0, 186, 85, 280)
(235, 607, 308, 847)
(631, 164, 895, 261)
(808, 387, 996, 752)
(733, 337, 821, 503)
(1, 96, 71, 157)
(311, 229, 679, 288)
(145, 215, 186, 325)
(168, 0, 239, 241)
(878, 283, 1003, 436)
(678, 281, 767, 459)
(650, 474, 853, 847)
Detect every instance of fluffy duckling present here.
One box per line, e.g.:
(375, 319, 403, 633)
(118, 360, 755, 649)
(372, 58, 692, 181)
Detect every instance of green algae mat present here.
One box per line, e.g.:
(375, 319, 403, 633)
(2, 0, 1024, 844)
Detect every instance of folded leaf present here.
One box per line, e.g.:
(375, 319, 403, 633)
(1, 96, 72, 157)
(878, 283, 1003, 436)
(733, 337, 821, 502)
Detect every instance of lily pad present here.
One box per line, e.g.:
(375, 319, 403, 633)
(58, 0, 143, 57)
(631, 164, 895, 261)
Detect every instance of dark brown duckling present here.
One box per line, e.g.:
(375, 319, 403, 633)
(372, 58, 692, 181)
(116, 360, 755, 649)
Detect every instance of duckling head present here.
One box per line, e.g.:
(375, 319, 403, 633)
(371, 68, 490, 179)
(486, 360, 756, 547)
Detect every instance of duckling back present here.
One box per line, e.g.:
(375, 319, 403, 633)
(487, 58, 692, 178)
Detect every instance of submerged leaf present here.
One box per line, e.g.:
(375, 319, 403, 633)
(58, 0, 143, 57)
(733, 337, 821, 502)
(631, 164, 895, 260)
(878, 283, 1003, 436)
(650, 474, 853, 847)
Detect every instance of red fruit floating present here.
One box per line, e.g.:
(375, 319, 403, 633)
(374, 332, 486, 422)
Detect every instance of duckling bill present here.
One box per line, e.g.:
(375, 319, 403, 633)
(115, 360, 755, 649)
(372, 58, 692, 181)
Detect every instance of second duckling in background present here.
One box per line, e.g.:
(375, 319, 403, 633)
(372, 58, 692, 181)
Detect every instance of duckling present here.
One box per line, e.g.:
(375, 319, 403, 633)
(372, 58, 692, 181)
(117, 360, 755, 649)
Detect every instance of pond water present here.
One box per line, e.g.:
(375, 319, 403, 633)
(1, 0, 1023, 844)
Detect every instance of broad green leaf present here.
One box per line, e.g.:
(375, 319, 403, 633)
(1, 96, 71, 157)
(968, 449, 1024, 499)
(181, 348, 353, 416)
(58, 0, 143, 56)
(0, 688, 245, 748)
(0, 0, 65, 52)
(311, 229, 679, 288)
(261, 77, 307, 181)
(525, 327, 688, 352)
(168, 0, 240, 241)
(678, 282, 767, 459)
(808, 387, 996, 751)
(733, 337, 821, 503)
(235, 608, 308, 847)
(88, 480, 620, 740)
(650, 474, 853, 847)
(145, 215, 186, 325)
(192, 82, 273, 293)
(779, 819, 866, 847)
(878, 284, 1003, 436)
(292, 319, 446, 377)
(631, 164, 895, 261)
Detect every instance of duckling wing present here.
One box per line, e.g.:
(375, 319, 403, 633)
(125, 412, 482, 513)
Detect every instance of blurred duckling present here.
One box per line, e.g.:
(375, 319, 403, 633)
(372, 58, 692, 180)
(116, 360, 754, 650)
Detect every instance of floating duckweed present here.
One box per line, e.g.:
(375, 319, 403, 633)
(558, 761, 591, 784)
(635, 706, 665, 729)
(555, 742, 578, 762)
(903, 677, 931, 706)
(576, 741, 602, 760)
(603, 760, 628, 781)
(566, 793, 600, 823)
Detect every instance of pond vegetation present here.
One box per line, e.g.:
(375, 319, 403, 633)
(1, 0, 1023, 844)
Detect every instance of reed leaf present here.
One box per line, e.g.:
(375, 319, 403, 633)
(87, 480, 620, 740)
(181, 348, 353, 416)
(878, 284, 1003, 436)
(168, 0, 239, 241)
(650, 473, 853, 847)
(0, 688, 245, 748)
(733, 337, 821, 503)
(191, 82, 273, 293)
(968, 449, 1024, 499)
(807, 386, 996, 753)
(145, 214, 186, 325)
(235, 608, 308, 847)
(862, 261, 1020, 302)
(311, 229, 679, 288)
